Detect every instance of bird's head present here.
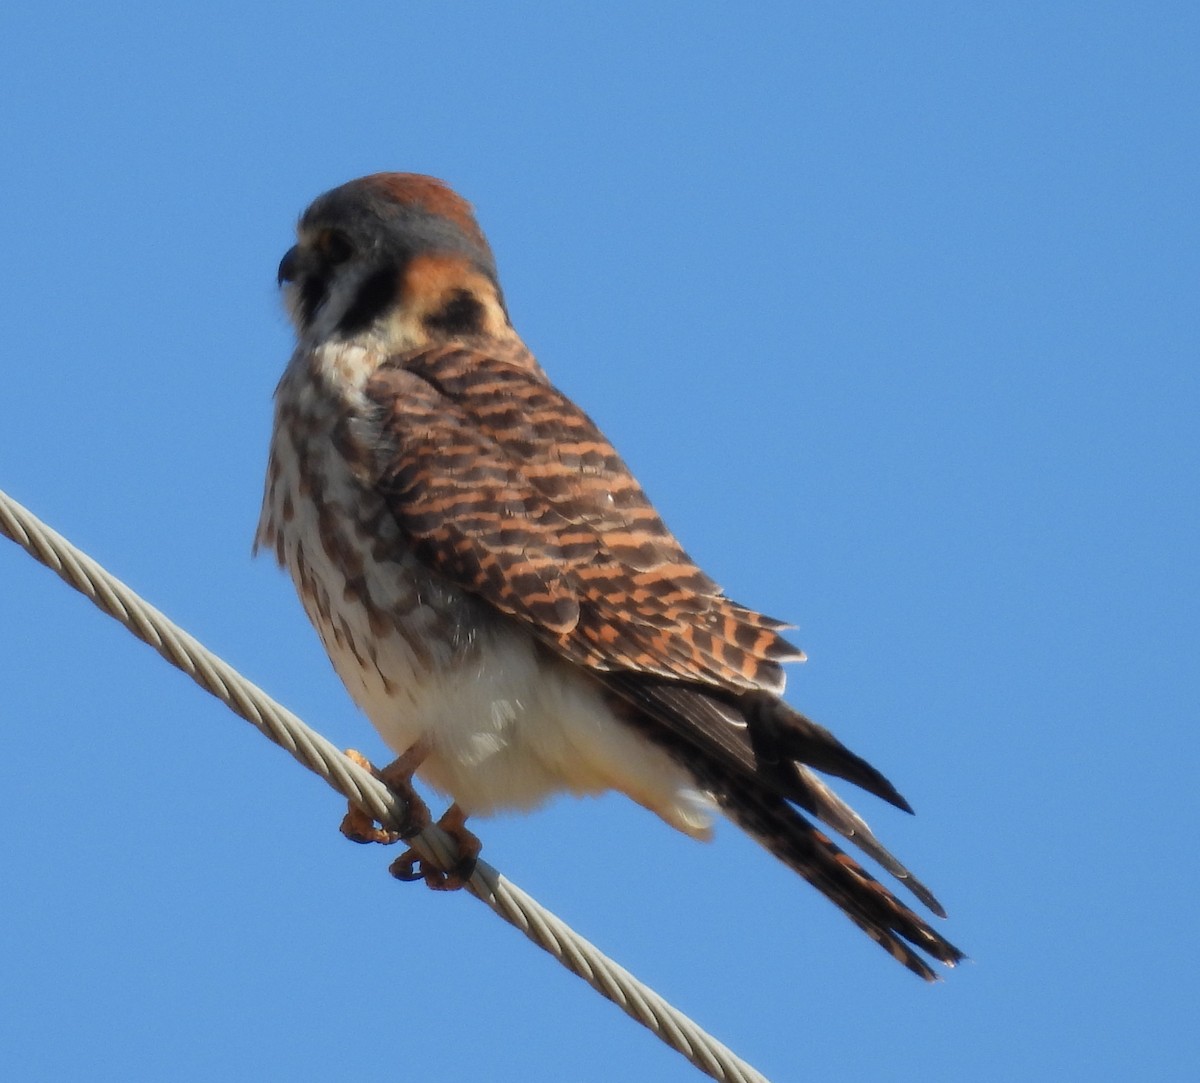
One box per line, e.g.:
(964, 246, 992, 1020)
(277, 173, 511, 348)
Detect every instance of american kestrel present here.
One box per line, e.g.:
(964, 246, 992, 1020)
(257, 174, 963, 979)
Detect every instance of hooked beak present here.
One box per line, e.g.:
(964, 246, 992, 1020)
(277, 245, 302, 286)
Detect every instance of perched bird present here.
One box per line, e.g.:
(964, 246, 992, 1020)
(257, 173, 963, 979)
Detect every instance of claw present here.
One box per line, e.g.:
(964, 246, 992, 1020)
(338, 747, 431, 843)
(389, 852, 428, 882)
(388, 804, 482, 891)
(339, 804, 404, 845)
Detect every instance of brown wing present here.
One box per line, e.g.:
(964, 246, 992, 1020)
(366, 342, 803, 694)
(365, 342, 908, 816)
(364, 343, 963, 977)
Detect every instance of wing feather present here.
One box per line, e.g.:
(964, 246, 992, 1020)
(365, 343, 799, 692)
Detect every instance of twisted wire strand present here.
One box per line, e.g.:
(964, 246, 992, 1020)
(0, 485, 770, 1083)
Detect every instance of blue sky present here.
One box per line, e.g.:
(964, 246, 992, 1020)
(1, 4, 1197, 1080)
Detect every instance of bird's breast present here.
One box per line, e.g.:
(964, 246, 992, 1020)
(257, 349, 479, 745)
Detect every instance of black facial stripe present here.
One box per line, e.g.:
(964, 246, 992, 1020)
(423, 289, 486, 336)
(298, 273, 329, 329)
(336, 266, 399, 337)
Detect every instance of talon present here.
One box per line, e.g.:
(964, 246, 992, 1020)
(338, 746, 431, 844)
(386, 804, 482, 891)
(389, 850, 426, 881)
(387, 852, 472, 891)
(449, 850, 479, 884)
(339, 806, 402, 845)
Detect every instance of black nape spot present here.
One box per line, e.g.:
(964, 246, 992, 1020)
(337, 267, 399, 336)
(423, 289, 486, 337)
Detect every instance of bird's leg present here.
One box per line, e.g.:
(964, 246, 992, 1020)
(389, 803, 482, 892)
(339, 744, 432, 845)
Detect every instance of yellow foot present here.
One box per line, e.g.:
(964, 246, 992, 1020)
(338, 748, 431, 845)
(389, 804, 482, 891)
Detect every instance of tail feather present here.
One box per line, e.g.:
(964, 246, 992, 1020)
(716, 775, 965, 980)
(791, 765, 946, 917)
(743, 693, 913, 814)
(602, 675, 963, 976)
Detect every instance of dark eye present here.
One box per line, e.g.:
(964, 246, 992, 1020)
(320, 231, 354, 265)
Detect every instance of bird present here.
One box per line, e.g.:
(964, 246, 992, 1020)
(256, 172, 963, 980)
